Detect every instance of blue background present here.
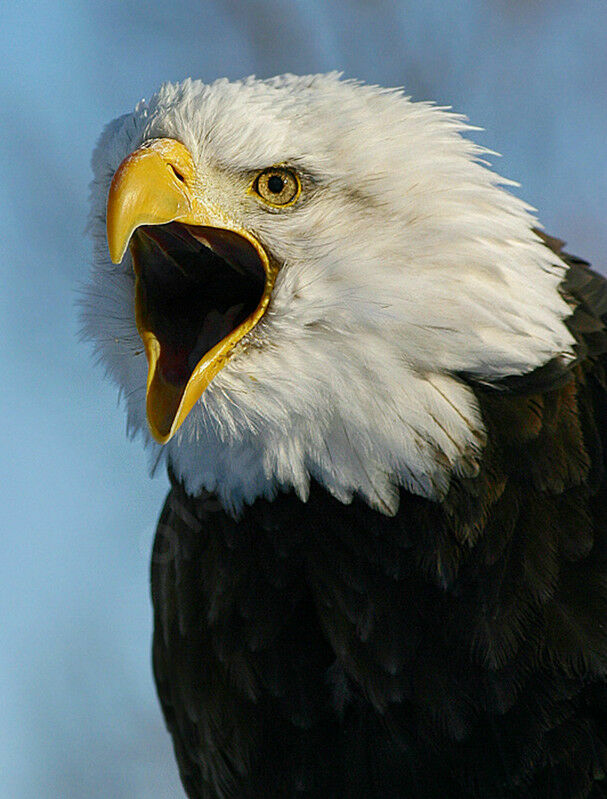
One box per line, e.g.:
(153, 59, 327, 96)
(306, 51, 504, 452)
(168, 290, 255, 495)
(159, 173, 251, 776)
(1, 1, 605, 796)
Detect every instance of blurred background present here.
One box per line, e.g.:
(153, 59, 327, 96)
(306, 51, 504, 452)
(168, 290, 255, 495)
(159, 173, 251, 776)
(0, 1, 605, 796)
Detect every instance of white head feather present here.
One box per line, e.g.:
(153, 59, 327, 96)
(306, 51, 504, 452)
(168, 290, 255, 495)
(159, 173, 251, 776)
(83, 73, 575, 515)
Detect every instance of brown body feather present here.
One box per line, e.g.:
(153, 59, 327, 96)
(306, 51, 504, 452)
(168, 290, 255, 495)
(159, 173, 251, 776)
(152, 237, 607, 797)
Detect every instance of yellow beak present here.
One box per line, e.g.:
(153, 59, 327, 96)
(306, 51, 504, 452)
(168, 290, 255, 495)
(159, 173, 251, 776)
(106, 138, 275, 444)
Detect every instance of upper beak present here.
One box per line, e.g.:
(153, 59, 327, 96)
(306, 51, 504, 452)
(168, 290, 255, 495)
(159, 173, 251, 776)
(106, 138, 274, 444)
(107, 138, 199, 263)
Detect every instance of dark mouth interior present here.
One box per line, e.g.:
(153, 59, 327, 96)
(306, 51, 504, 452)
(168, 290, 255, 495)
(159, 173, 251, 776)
(131, 222, 266, 386)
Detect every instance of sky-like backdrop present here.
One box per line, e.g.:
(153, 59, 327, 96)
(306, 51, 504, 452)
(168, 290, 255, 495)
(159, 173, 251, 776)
(1, 1, 606, 796)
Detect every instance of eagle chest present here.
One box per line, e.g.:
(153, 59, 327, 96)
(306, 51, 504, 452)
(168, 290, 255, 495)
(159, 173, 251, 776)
(150, 372, 607, 797)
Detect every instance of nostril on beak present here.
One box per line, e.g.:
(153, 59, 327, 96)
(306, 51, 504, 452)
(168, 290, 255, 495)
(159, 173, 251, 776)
(169, 164, 186, 183)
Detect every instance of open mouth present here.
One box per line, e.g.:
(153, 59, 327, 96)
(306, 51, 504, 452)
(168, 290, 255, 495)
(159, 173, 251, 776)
(129, 222, 269, 441)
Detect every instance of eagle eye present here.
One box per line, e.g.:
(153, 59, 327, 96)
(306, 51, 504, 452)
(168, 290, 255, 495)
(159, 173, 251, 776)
(253, 167, 300, 207)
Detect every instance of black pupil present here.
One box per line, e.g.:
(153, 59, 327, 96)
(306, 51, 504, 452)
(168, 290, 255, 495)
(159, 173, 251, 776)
(267, 174, 285, 194)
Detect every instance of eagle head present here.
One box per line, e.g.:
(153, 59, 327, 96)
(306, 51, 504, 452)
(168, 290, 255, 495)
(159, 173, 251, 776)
(83, 73, 574, 514)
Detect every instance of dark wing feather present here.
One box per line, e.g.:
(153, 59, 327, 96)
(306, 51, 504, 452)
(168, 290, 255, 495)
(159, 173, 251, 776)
(152, 237, 607, 798)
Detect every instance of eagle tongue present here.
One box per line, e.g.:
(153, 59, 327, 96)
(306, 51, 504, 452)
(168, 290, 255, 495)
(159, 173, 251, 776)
(158, 344, 191, 386)
(147, 302, 246, 440)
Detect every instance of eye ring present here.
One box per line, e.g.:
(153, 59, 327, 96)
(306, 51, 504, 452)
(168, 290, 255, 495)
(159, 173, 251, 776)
(253, 166, 301, 207)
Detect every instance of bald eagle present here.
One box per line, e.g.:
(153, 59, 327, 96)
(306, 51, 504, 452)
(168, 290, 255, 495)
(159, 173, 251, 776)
(83, 74, 607, 798)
